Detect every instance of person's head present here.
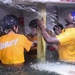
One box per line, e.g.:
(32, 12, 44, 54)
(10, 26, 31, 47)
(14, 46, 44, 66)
(65, 12, 75, 27)
(1, 14, 19, 34)
(53, 23, 63, 35)
(29, 19, 38, 36)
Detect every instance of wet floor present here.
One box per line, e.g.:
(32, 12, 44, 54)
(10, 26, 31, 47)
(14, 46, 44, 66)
(0, 60, 60, 75)
(0, 51, 75, 75)
(0, 58, 75, 75)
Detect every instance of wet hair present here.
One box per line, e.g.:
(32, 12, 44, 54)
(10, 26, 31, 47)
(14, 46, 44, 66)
(53, 23, 63, 31)
(29, 19, 38, 28)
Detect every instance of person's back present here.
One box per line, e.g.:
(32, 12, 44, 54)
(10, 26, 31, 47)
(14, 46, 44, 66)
(0, 33, 32, 64)
(0, 14, 32, 64)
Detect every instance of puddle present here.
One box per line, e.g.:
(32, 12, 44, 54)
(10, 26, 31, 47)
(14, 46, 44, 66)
(30, 61, 75, 75)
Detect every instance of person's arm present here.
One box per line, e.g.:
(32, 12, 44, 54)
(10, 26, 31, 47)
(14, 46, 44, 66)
(37, 20, 60, 45)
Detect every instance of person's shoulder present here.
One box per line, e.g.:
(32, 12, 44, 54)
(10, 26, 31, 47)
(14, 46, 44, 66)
(64, 28, 75, 32)
(0, 34, 7, 38)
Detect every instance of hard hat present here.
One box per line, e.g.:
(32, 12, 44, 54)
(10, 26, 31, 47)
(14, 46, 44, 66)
(1, 14, 19, 30)
(65, 12, 75, 24)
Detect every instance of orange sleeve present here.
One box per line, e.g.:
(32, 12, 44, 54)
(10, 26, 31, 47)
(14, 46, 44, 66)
(23, 36, 33, 52)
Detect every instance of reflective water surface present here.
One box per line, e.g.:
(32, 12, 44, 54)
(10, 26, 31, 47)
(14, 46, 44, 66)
(0, 56, 58, 75)
(0, 51, 75, 75)
(0, 58, 75, 75)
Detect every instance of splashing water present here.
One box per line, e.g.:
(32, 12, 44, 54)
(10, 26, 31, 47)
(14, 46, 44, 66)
(30, 61, 75, 75)
(0, 0, 12, 4)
